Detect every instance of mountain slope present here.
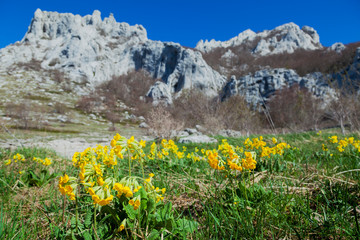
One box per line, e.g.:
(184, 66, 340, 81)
(196, 23, 322, 55)
(0, 9, 226, 104)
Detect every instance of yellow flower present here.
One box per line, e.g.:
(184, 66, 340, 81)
(4, 159, 11, 166)
(98, 195, 114, 206)
(43, 158, 52, 166)
(139, 140, 146, 148)
(149, 173, 155, 178)
(119, 219, 126, 231)
(119, 224, 125, 231)
(110, 139, 117, 148)
(113, 133, 121, 141)
(59, 174, 69, 184)
(97, 177, 105, 186)
(88, 188, 96, 196)
(134, 199, 140, 208)
(92, 194, 100, 204)
(322, 144, 328, 152)
(329, 136, 338, 143)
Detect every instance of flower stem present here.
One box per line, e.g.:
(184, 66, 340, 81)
(128, 149, 131, 177)
(94, 205, 97, 230)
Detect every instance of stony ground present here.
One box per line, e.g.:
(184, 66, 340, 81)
(0, 129, 153, 159)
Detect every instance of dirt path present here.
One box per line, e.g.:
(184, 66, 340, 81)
(0, 135, 154, 159)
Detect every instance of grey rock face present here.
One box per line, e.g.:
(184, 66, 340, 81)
(0, 9, 226, 104)
(218, 129, 242, 138)
(332, 47, 360, 91)
(222, 68, 335, 106)
(178, 135, 217, 144)
(196, 23, 323, 56)
(329, 42, 346, 53)
(139, 122, 149, 128)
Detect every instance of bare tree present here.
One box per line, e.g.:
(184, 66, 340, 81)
(146, 105, 184, 140)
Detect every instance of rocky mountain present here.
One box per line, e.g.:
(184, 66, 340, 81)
(221, 47, 360, 106)
(0, 9, 358, 109)
(196, 23, 323, 56)
(221, 69, 334, 106)
(0, 9, 225, 104)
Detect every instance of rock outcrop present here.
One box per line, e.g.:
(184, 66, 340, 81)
(332, 47, 360, 91)
(329, 42, 346, 53)
(196, 23, 323, 55)
(221, 68, 335, 106)
(0, 9, 226, 104)
(0, 9, 357, 108)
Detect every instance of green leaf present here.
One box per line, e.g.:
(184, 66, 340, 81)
(99, 214, 112, 225)
(70, 216, 76, 230)
(147, 229, 160, 240)
(147, 198, 156, 213)
(84, 209, 93, 228)
(138, 187, 148, 200)
(124, 204, 137, 220)
(160, 202, 174, 221)
(83, 230, 93, 240)
(141, 198, 148, 211)
(176, 219, 198, 233)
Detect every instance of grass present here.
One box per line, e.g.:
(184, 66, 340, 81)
(0, 131, 359, 239)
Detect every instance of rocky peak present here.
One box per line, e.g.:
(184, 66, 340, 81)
(0, 9, 226, 105)
(329, 42, 346, 53)
(24, 9, 147, 43)
(196, 29, 257, 53)
(196, 22, 323, 55)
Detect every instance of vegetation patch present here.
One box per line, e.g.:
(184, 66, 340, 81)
(0, 131, 359, 239)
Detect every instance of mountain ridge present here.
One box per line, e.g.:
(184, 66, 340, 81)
(0, 9, 358, 107)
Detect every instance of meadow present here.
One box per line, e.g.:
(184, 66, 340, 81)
(0, 130, 359, 239)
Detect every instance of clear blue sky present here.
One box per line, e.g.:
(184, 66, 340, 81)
(0, 0, 359, 49)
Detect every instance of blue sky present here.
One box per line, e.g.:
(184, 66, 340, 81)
(0, 0, 359, 49)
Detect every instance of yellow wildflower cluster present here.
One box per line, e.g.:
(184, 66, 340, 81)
(244, 137, 291, 158)
(4, 153, 52, 168)
(201, 140, 257, 173)
(4, 153, 25, 166)
(13, 153, 25, 162)
(129, 197, 141, 210)
(33, 157, 52, 166)
(328, 136, 360, 153)
(59, 134, 166, 210)
(205, 149, 225, 170)
(148, 139, 186, 161)
(58, 174, 77, 200)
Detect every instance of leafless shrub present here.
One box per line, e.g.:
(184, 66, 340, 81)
(76, 95, 100, 114)
(106, 111, 121, 131)
(216, 95, 263, 132)
(53, 102, 67, 114)
(325, 91, 360, 134)
(97, 28, 107, 37)
(106, 41, 120, 50)
(50, 69, 66, 83)
(4, 101, 47, 130)
(98, 70, 155, 110)
(146, 105, 184, 139)
(48, 58, 60, 67)
(76, 70, 155, 122)
(201, 41, 360, 78)
(171, 90, 262, 133)
(15, 58, 43, 71)
(171, 89, 216, 128)
(267, 84, 324, 132)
